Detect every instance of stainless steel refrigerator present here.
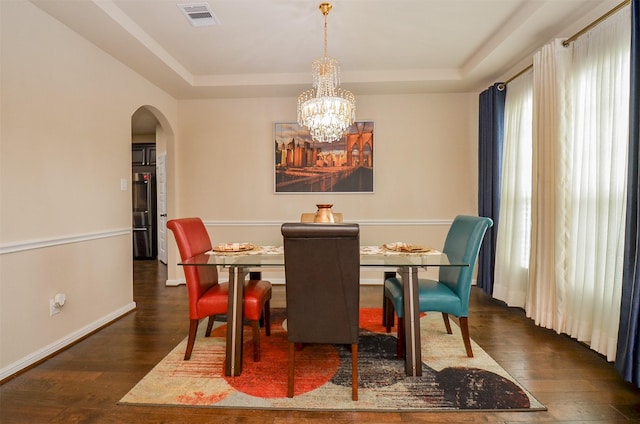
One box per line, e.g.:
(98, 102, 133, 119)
(132, 171, 156, 259)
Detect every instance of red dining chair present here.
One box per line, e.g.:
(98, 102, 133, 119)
(167, 217, 271, 361)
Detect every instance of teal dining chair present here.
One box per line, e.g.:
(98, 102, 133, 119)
(384, 215, 493, 358)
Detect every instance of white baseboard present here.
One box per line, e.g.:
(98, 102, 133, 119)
(0, 302, 136, 381)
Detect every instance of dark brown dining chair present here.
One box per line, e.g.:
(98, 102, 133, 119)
(281, 222, 360, 401)
(167, 217, 271, 362)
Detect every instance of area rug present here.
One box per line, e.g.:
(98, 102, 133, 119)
(119, 309, 545, 412)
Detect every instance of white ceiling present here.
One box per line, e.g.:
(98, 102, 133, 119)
(29, 0, 620, 133)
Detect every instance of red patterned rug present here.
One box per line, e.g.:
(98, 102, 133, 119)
(119, 308, 545, 411)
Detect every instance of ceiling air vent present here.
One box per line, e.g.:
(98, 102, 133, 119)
(178, 2, 220, 27)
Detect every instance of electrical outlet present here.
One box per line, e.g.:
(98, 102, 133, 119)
(50, 299, 61, 316)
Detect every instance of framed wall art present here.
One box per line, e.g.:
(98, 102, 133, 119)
(274, 121, 374, 193)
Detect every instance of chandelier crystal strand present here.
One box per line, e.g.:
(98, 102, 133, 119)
(297, 3, 356, 143)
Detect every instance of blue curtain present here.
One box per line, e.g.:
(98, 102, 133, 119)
(477, 83, 506, 295)
(616, 0, 640, 388)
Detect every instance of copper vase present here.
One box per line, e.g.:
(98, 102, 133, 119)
(314, 204, 335, 223)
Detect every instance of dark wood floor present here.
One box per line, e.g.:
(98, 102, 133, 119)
(1, 260, 639, 423)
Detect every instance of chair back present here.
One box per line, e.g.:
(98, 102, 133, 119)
(167, 218, 219, 319)
(281, 223, 360, 344)
(439, 215, 493, 313)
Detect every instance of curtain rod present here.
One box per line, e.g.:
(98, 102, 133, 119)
(562, 0, 630, 47)
(498, 0, 630, 90)
(498, 64, 533, 89)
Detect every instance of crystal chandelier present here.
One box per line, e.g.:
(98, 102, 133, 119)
(297, 3, 356, 143)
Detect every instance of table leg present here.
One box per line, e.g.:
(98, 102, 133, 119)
(225, 266, 246, 376)
(400, 266, 422, 376)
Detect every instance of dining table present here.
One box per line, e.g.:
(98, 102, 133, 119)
(179, 244, 469, 378)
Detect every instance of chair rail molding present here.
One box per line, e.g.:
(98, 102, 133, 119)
(0, 229, 131, 255)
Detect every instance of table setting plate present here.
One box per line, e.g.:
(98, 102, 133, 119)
(211, 243, 255, 253)
(383, 242, 434, 253)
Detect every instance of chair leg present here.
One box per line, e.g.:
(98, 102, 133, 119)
(205, 315, 216, 337)
(459, 317, 473, 357)
(264, 300, 271, 337)
(442, 313, 452, 334)
(382, 284, 387, 327)
(184, 319, 199, 360)
(382, 271, 396, 326)
(397, 317, 405, 358)
(287, 342, 295, 398)
(351, 343, 358, 401)
(385, 297, 394, 333)
(251, 320, 261, 362)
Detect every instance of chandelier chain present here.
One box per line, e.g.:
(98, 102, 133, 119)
(323, 10, 328, 58)
(297, 2, 356, 143)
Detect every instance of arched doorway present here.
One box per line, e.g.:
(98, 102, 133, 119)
(131, 106, 174, 265)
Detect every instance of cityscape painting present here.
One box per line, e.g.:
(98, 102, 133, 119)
(274, 121, 374, 193)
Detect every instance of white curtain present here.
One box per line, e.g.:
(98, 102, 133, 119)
(493, 71, 533, 308)
(524, 7, 630, 360)
(563, 7, 630, 360)
(527, 39, 572, 329)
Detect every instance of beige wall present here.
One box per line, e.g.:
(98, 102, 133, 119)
(176, 94, 477, 225)
(169, 94, 478, 284)
(0, 0, 478, 378)
(0, 1, 177, 377)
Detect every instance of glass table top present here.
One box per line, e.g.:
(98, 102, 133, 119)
(179, 245, 469, 268)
